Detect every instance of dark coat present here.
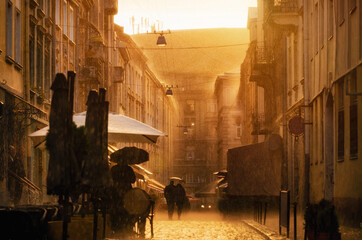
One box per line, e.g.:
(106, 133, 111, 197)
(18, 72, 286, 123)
(164, 184, 176, 204)
(175, 184, 186, 205)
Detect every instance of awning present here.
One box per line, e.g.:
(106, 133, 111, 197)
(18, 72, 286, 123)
(147, 178, 165, 193)
(29, 112, 166, 144)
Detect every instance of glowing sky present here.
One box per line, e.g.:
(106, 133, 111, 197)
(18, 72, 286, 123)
(115, 0, 257, 35)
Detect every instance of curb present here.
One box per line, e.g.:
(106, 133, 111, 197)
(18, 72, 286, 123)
(242, 220, 286, 240)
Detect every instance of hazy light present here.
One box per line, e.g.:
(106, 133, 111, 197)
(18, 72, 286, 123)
(115, 0, 257, 35)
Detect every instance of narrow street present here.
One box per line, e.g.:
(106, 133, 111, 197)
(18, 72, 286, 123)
(107, 211, 267, 240)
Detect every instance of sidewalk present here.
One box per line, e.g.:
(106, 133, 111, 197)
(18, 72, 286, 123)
(243, 214, 362, 240)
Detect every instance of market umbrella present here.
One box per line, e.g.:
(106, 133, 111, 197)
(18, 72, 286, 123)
(46, 72, 80, 196)
(110, 147, 149, 165)
(29, 112, 166, 145)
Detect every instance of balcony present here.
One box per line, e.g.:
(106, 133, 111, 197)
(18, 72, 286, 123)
(250, 46, 273, 87)
(251, 113, 269, 135)
(79, 58, 102, 85)
(113, 66, 124, 83)
(265, 0, 299, 27)
(104, 0, 118, 15)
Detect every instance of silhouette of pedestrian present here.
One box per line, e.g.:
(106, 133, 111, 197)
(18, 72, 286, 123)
(175, 183, 186, 219)
(164, 180, 176, 220)
(110, 163, 136, 232)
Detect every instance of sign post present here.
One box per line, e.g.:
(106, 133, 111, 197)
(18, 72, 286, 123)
(279, 190, 290, 238)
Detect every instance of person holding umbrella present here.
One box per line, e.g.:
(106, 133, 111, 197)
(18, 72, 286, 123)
(110, 162, 136, 233)
(175, 181, 187, 220)
(109, 147, 149, 235)
(164, 180, 177, 220)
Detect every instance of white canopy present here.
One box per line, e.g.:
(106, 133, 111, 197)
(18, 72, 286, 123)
(29, 112, 166, 144)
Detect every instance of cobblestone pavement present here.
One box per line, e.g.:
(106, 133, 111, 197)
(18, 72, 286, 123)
(107, 211, 267, 240)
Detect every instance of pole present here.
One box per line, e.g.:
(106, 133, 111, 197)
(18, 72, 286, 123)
(62, 194, 70, 240)
(93, 198, 98, 240)
(293, 202, 297, 240)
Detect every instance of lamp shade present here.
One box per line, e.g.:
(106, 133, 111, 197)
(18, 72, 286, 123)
(183, 128, 188, 134)
(157, 35, 167, 46)
(166, 88, 173, 95)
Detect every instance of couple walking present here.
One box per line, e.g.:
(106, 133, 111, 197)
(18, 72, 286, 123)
(164, 180, 186, 220)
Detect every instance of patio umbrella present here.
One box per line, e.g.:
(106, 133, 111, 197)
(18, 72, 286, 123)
(169, 177, 183, 181)
(110, 147, 149, 165)
(29, 112, 166, 144)
(213, 170, 227, 178)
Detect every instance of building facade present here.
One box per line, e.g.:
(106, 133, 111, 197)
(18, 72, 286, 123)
(173, 74, 219, 194)
(239, 0, 362, 227)
(0, 0, 175, 206)
(214, 72, 242, 170)
(304, 0, 362, 226)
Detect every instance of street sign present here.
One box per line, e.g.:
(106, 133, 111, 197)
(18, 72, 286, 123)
(288, 115, 304, 136)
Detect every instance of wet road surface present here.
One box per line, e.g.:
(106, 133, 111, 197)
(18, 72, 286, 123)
(107, 211, 266, 240)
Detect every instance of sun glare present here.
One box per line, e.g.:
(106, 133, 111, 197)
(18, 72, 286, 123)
(115, 0, 257, 35)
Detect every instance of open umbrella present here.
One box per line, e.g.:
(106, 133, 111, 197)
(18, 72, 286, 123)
(213, 170, 227, 178)
(29, 112, 166, 145)
(110, 147, 149, 165)
(169, 177, 183, 181)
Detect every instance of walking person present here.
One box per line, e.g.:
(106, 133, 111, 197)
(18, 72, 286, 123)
(175, 182, 186, 220)
(164, 180, 176, 220)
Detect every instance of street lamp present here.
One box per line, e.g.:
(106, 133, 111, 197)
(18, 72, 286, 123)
(177, 124, 192, 135)
(148, 30, 171, 46)
(165, 85, 178, 96)
(157, 34, 167, 46)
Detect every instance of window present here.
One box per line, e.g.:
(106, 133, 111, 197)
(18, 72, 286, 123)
(337, 0, 344, 25)
(55, 0, 60, 25)
(337, 80, 345, 160)
(349, 71, 358, 158)
(236, 125, 242, 138)
(15, 9, 21, 63)
(349, 0, 357, 14)
(327, 0, 334, 38)
(186, 100, 195, 113)
(44, 40, 51, 99)
(63, 1, 67, 35)
(6, 1, 13, 58)
(319, 0, 324, 48)
(29, 25, 35, 88)
(207, 102, 216, 112)
(45, 0, 51, 17)
(319, 97, 324, 163)
(38, 0, 44, 10)
(37, 38, 43, 90)
(314, 3, 318, 53)
(69, 6, 74, 41)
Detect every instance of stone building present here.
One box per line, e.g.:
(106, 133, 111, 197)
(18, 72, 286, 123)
(304, 0, 362, 226)
(214, 72, 242, 169)
(238, 0, 306, 213)
(0, 0, 174, 206)
(240, 0, 362, 227)
(113, 25, 177, 184)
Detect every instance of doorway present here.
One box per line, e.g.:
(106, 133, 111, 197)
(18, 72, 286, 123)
(324, 93, 334, 201)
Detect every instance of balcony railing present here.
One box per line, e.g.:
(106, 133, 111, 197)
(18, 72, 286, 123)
(272, 0, 298, 13)
(255, 46, 274, 64)
(265, 0, 299, 21)
(251, 113, 269, 135)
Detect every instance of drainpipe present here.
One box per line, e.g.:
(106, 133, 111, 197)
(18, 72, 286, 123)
(282, 33, 288, 191)
(303, 0, 310, 208)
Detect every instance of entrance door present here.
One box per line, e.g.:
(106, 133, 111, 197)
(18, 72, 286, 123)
(324, 94, 334, 200)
